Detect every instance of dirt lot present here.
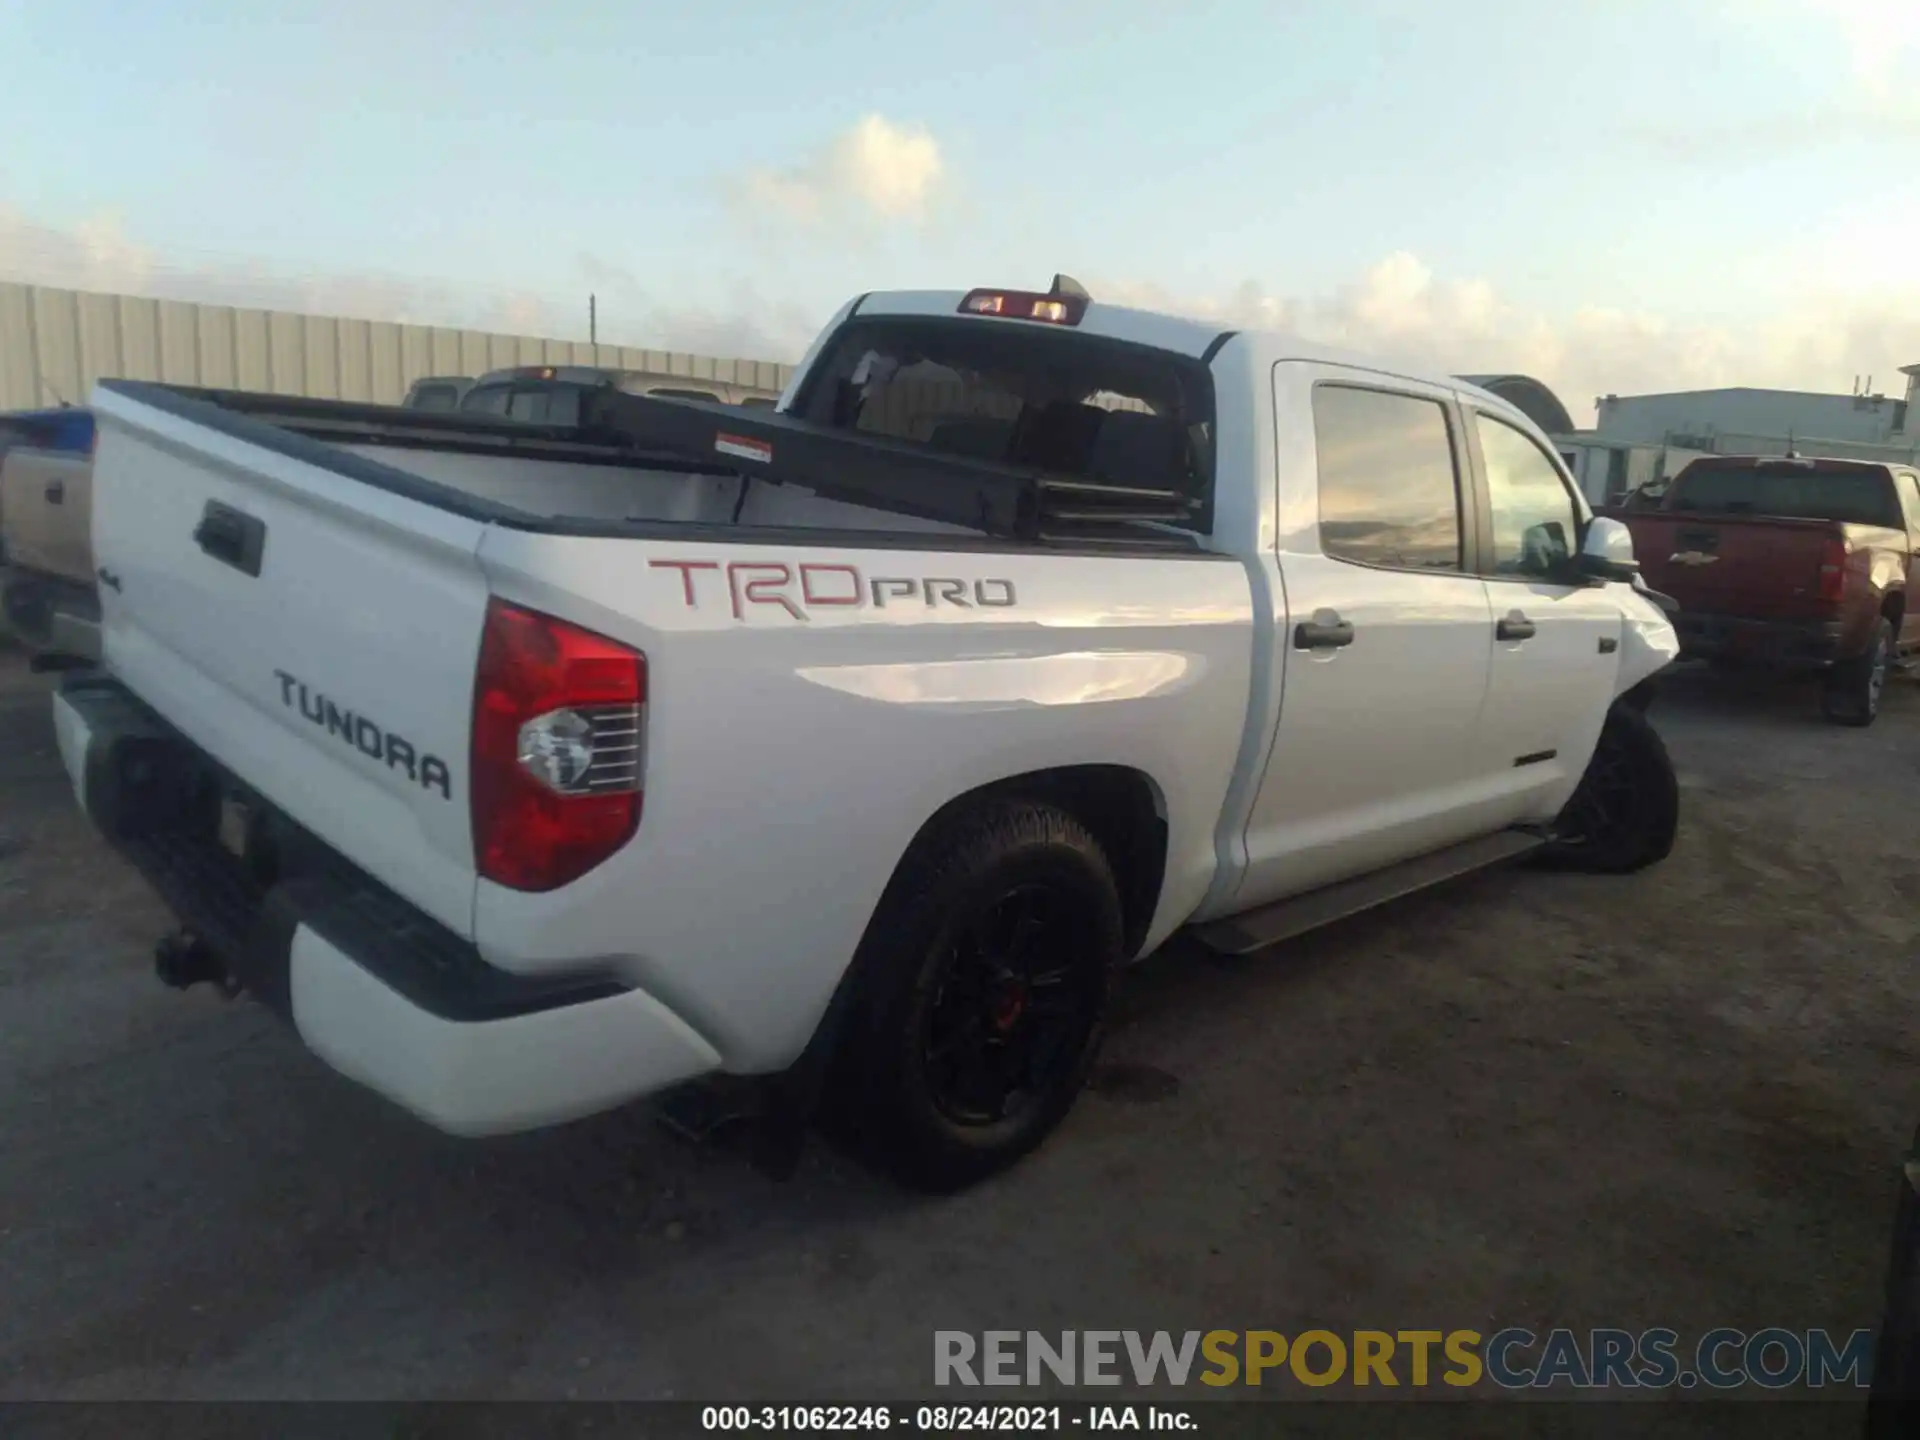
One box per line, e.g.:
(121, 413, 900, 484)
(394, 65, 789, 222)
(1, 641, 1916, 1420)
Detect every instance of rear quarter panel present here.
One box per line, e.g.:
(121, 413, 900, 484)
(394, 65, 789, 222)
(473, 529, 1257, 1072)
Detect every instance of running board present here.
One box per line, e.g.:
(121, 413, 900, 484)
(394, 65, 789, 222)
(1191, 829, 1548, 956)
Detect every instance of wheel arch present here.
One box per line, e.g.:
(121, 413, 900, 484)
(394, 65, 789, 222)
(900, 764, 1171, 961)
(786, 764, 1170, 1102)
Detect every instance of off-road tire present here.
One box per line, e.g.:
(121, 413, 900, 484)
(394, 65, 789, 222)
(1822, 617, 1892, 728)
(827, 799, 1123, 1193)
(1868, 1127, 1920, 1435)
(1539, 701, 1679, 874)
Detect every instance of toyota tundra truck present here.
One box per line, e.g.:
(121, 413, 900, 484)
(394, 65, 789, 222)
(52, 277, 1681, 1190)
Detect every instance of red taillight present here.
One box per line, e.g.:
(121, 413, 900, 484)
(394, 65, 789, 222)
(471, 599, 646, 892)
(958, 288, 1087, 325)
(1817, 538, 1849, 603)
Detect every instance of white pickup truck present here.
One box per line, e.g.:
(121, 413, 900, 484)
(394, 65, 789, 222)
(53, 277, 1681, 1190)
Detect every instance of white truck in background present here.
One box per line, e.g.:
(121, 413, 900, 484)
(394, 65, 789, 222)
(53, 277, 1681, 1190)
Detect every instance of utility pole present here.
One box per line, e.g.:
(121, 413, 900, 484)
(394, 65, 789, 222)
(589, 293, 598, 363)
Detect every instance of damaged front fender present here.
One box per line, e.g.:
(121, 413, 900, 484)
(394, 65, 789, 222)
(1614, 580, 1682, 698)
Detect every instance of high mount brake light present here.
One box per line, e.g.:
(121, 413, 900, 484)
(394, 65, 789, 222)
(959, 288, 1088, 325)
(471, 599, 646, 892)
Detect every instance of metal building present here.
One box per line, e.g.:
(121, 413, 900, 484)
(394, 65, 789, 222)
(0, 282, 795, 413)
(1593, 370, 1919, 453)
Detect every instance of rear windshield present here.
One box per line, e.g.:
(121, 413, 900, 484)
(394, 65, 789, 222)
(1668, 466, 1901, 526)
(461, 383, 587, 427)
(792, 317, 1217, 529)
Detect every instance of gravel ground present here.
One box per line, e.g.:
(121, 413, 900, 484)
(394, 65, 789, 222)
(1, 641, 1915, 1428)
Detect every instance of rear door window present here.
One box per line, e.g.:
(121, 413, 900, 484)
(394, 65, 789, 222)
(1312, 385, 1463, 572)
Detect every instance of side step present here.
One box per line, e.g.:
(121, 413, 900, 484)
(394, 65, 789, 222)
(1192, 829, 1547, 956)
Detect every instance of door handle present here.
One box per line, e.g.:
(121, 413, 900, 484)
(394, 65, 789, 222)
(44, 479, 64, 505)
(1496, 612, 1537, 642)
(193, 500, 267, 578)
(1294, 612, 1355, 649)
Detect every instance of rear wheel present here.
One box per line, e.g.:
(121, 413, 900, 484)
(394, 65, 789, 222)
(1868, 1129, 1920, 1434)
(1540, 702, 1679, 874)
(1822, 617, 1892, 727)
(829, 799, 1123, 1192)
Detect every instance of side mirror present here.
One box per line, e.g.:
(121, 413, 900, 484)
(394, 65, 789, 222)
(1576, 515, 1640, 583)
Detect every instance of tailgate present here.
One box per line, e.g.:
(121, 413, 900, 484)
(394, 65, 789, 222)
(88, 384, 491, 938)
(1632, 513, 1842, 619)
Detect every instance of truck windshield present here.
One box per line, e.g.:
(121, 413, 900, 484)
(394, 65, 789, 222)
(1668, 466, 1901, 526)
(794, 317, 1216, 526)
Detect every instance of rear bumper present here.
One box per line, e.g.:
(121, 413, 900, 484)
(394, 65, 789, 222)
(1674, 611, 1851, 670)
(2, 566, 101, 662)
(51, 677, 721, 1136)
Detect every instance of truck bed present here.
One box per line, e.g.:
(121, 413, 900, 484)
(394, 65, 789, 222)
(115, 382, 1204, 551)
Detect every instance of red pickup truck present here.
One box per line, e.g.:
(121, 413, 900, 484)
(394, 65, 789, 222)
(1618, 455, 1920, 726)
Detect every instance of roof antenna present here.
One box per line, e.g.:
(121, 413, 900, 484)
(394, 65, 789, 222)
(1049, 274, 1092, 301)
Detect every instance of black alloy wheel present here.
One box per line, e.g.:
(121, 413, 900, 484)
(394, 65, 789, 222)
(921, 880, 1103, 1128)
(1540, 701, 1679, 874)
(829, 799, 1123, 1192)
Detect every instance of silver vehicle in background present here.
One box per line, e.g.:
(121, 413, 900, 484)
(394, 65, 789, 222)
(400, 376, 475, 411)
(458, 365, 782, 423)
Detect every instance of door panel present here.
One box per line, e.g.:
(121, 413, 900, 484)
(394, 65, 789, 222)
(1234, 367, 1500, 912)
(1464, 407, 1625, 823)
(1474, 582, 1620, 821)
(1243, 556, 1495, 903)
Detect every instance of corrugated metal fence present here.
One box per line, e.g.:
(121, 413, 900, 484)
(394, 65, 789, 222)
(0, 282, 796, 411)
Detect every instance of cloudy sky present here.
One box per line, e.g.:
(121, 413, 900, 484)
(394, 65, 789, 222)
(1, 0, 1917, 423)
